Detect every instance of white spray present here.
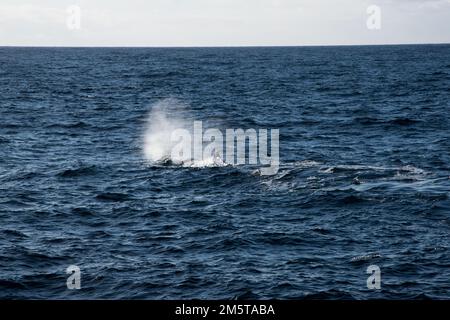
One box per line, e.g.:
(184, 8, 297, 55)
(142, 99, 226, 167)
(142, 99, 278, 174)
(143, 99, 190, 163)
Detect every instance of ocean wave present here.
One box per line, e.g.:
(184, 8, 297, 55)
(1, 229, 29, 239)
(45, 121, 90, 129)
(96, 192, 131, 202)
(354, 117, 420, 126)
(57, 165, 97, 178)
(319, 164, 426, 176)
(71, 207, 95, 216)
(303, 289, 356, 300)
(350, 253, 382, 263)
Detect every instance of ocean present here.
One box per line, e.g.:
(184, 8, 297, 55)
(0, 45, 450, 299)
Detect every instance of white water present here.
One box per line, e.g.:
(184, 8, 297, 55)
(143, 100, 188, 163)
(143, 99, 227, 168)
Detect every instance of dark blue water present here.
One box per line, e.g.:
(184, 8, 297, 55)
(1, 45, 450, 299)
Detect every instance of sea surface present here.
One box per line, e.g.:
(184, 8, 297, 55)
(1, 45, 450, 299)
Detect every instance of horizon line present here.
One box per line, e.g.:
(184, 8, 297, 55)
(1, 42, 449, 49)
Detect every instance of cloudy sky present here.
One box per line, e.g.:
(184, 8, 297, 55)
(0, 0, 449, 46)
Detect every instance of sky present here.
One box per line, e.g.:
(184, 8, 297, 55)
(0, 0, 449, 46)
